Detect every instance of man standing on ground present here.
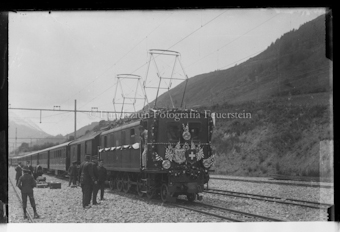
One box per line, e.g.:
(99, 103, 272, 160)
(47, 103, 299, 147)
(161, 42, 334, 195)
(91, 159, 100, 205)
(68, 161, 78, 187)
(97, 159, 107, 201)
(17, 167, 40, 219)
(15, 162, 23, 186)
(79, 155, 96, 209)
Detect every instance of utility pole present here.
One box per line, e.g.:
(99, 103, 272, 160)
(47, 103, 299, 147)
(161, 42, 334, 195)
(15, 128, 17, 155)
(74, 99, 77, 140)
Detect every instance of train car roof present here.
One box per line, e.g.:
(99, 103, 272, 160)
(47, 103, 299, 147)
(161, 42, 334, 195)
(69, 131, 102, 145)
(101, 120, 140, 135)
(46, 141, 72, 151)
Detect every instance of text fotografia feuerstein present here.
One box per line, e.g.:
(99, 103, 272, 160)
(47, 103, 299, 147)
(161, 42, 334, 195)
(88, 110, 252, 121)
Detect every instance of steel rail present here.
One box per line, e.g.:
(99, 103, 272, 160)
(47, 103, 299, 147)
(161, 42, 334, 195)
(210, 176, 333, 189)
(205, 188, 332, 209)
(190, 201, 284, 222)
(174, 203, 243, 222)
(8, 176, 34, 223)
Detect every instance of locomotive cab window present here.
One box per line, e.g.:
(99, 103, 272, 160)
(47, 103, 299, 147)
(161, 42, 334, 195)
(166, 122, 181, 141)
(189, 122, 202, 140)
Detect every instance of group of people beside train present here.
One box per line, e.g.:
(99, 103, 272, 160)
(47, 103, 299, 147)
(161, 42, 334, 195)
(77, 155, 107, 209)
(12, 124, 147, 219)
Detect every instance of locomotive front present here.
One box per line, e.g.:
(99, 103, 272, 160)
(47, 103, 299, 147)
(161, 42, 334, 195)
(144, 108, 215, 202)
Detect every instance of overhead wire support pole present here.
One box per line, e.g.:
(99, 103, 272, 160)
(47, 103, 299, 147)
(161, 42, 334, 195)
(177, 57, 189, 108)
(74, 99, 77, 140)
(144, 49, 188, 109)
(112, 74, 146, 119)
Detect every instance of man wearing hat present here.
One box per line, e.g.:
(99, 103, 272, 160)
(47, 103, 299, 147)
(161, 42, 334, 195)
(79, 154, 96, 209)
(17, 167, 40, 219)
(68, 161, 78, 187)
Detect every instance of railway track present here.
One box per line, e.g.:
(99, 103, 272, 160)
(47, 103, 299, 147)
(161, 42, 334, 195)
(8, 176, 34, 223)
(209, 176, 333, 189)
(205, 188, 333, 209)
(174, 200, 284, 222)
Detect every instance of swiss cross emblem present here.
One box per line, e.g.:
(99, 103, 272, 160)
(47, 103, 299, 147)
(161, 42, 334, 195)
(186, 149, 197, 164)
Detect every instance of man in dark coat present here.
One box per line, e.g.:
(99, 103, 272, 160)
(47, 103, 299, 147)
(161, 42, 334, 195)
(15, 162, 23, 185)
(17, 167, 40, 219)
(79, 155, 96, 209)
(97, 159, 107, 201)
(68, 161, 78, 187)
(91, 160, 100, 205)
(24, 160, 34, 176)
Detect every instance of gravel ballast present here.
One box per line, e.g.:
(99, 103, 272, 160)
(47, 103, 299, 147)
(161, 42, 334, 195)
(8, 167, 332, 223)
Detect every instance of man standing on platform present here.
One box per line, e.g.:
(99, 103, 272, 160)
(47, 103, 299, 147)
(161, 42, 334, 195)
(79, 155, 96, 209)
(17, 167, 40, 219)
(97, 159, 107, 201)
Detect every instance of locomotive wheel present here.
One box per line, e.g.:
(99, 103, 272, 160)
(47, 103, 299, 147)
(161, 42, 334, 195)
(116, 176, 123, 192)
(146, 186, 156, 200)
(109, 177, 116, 190)
(186, 193, 196, 202)
(123, 174, 131, 193)
(160, 184, 169, 203)
(136, 177, 145, 197)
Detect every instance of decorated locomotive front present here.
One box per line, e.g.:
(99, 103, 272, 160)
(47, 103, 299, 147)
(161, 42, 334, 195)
(145, 108, 215, 202)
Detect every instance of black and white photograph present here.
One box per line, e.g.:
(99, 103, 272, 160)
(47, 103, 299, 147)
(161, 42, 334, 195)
(3, 7, 335, 231)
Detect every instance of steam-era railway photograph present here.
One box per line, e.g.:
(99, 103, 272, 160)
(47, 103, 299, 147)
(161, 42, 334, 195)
(5, 7, 334, 232)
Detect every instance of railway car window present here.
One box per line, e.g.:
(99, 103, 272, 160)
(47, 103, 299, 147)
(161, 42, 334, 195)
(104, 136, 107, 148)
(130, 129, 135, 137)
(111, 135, 115, 146)
(85, 143, 87, 154)
(189, 122, 201, 140)
(166, 122, 181, 141)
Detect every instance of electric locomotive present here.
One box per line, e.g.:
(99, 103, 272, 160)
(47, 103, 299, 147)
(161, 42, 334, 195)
(99, 108, 215, 202)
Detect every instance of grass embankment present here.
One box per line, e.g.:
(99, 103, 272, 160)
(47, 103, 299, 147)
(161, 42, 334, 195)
(210, 93, 332, 180)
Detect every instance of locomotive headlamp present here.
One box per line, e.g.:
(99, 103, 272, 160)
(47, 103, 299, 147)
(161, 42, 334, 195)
(162, 160, 171, 169)
(203, 159, 212, 168)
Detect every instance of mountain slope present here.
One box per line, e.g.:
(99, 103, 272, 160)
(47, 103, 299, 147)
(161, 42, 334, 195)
(147, 14, 333, 179)
(152, 14, 330, 108)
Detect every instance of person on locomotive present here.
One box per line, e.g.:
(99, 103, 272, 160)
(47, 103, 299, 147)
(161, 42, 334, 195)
(15, 162, 23, 186)
(96, 159, 107, 201)
(79, 155, 97, 209)
(68, 161, 78, 187)
(91, 159, 100, 205)
(139, 125, 148, 169)
(17, 167, 40, 219)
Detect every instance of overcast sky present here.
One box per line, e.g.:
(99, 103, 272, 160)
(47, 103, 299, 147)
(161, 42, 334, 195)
(8, 8, 326, 136)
